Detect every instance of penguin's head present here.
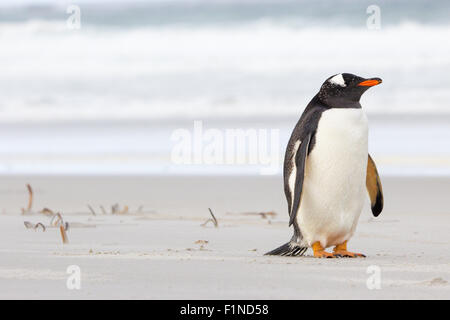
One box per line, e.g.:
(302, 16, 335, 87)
(318, 73, 382, 108)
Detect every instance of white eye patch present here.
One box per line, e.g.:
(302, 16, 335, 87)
(329, 74, 346, 87)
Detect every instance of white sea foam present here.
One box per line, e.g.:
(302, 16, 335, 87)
(0, 21, 450, 122)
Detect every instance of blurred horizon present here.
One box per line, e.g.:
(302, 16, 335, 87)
(0, 0, 449, 176)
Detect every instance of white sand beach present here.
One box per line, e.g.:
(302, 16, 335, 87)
(0, 175, 449, 299)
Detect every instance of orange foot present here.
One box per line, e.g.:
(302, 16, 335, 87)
(333, 241, 366, 258)
(312, 242, 335, 258)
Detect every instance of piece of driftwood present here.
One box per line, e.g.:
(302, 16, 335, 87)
(90, 204, 145, 215)
(194, 240, 209, 250)
(87, 205, 96, 216)
(201, 208, 219, 228)
(18, 184, 69, 243)
(39, 208, 55, 216)
(24, 221, 34, 229)
(21, 184, 33, 214)
(24, 221, 46, 231)
(35, 222, 46, 231)
(42, 212, 69, 244)
(111, 203, 119, 214)
(50, 213, 63, 227)
(119, 205, 129, 214)
(59, 225, 69, 244)
(53, 213, 69, 244)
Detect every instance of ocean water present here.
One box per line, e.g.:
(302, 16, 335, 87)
(0, 0, 449, 175)
(1, 116, 450, 176)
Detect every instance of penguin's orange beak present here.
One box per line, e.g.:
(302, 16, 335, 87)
(358, 78, 382, 87)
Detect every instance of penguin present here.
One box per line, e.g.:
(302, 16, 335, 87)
(266, 73, 384, 258)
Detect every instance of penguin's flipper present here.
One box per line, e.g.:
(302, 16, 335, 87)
(366, 154, 383, 217)
(289, 133, 312, 226)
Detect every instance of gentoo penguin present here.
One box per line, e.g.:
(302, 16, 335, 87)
(266, 73, 384, 258)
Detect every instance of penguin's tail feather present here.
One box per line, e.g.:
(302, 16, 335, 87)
(264, 242, 308, 257)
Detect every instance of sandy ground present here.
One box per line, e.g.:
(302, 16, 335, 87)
(0, 175, 449, 299)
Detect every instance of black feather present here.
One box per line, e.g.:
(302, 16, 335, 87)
(372, 186, 383, 217)
(289, 133, 311, 226)
(265, 242, 308, 257)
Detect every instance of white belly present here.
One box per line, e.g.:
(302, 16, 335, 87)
(297, 108, 368, 248)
